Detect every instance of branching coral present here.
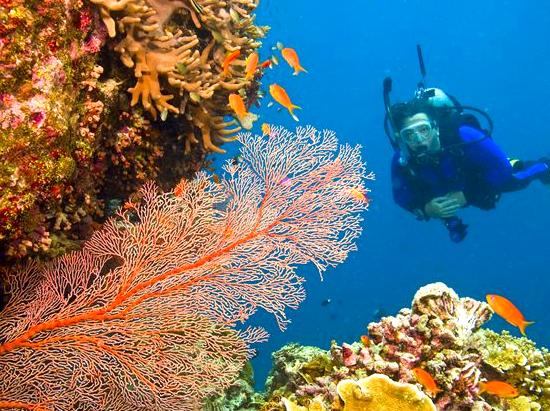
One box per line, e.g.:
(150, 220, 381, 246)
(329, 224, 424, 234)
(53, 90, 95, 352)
(94, 0, 267, 153)
(0, 125, 370, 410)
(470, 329, 550, 409)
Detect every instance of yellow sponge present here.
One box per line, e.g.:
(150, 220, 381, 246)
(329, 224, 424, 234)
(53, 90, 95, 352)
(336, 374, 436, 411)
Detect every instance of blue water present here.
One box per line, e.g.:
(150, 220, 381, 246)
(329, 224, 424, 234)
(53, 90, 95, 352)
(215, 0, 550, 389)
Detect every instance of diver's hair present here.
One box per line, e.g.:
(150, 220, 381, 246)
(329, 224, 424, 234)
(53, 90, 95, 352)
(390, 100, 439, 131)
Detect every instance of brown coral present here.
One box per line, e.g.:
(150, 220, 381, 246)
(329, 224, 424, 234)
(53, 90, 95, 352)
(95, 0, 266, 153)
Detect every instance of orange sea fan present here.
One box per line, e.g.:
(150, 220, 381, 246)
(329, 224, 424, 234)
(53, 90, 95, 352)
(0, 125, 372, 410)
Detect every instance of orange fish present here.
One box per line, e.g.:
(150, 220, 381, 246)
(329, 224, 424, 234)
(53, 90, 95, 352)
(261, 123, 271, 136)
(479, 381, 518, 398)
(486, 294, 534, 336)
(228, 93, 257, 130)
(281, 47, 307, 75)
(228, 93, 247, 118)
(222, 49, 241, 76)
(269, 84, 301, 121)
(260, 59, 272, 69)
(349, 187, 369, 204)
(360, 335, 370, 347)
(412, 368, 442, 397)
(245, 52, 259, 80)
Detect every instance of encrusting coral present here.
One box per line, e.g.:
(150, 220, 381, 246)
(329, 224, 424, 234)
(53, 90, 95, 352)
(255, 282, 550, 411)
(94, 0, 268, 153)
(0, 0, 268, 263)
(279, 374, 436, 411)
(334, 374, 436, 410)
(0, 0, 106, 260)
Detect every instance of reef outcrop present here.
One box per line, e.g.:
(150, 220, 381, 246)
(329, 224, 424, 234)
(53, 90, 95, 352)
(253, 282, 549, 411)
(0, 0, 266, 262)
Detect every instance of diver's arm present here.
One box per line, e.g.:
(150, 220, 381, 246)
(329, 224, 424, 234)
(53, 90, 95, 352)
(391, 158, 427, 219)
(459, 125, 513, 204)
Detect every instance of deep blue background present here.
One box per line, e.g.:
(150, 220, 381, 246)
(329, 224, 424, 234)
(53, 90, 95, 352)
(214, 0, 550, 389)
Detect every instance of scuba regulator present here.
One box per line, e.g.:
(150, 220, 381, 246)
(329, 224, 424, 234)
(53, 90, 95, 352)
(383, 45, 493, 243)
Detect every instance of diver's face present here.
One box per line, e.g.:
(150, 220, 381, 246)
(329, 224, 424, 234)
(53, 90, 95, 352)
(399, 113, 440, 154)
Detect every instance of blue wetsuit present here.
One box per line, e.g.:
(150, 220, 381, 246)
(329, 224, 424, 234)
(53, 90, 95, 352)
(392, 125, 550, 218)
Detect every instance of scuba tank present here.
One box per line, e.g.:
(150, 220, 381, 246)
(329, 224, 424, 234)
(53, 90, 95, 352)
(383, 45, 494, 165)
(383, 45, 494, 243)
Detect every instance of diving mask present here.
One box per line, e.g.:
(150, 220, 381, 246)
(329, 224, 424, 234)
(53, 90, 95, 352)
(399, 120, 434, 145)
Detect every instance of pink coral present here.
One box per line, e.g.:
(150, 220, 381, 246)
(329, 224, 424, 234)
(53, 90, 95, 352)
(31, 56, 66, 92)
(318, 283, 495, 410)
(342, 343, 358, 367)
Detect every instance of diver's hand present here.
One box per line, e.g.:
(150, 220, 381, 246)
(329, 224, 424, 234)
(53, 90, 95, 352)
(424, 196, 462, 219)
(447, 191, 467, 207)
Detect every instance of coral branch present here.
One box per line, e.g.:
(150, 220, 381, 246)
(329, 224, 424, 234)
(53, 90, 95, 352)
(0, 126, 372, 410)
(100, 0, 267, 152)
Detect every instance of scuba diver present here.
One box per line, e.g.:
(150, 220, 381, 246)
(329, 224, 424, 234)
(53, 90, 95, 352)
(384, 46, 550, 242)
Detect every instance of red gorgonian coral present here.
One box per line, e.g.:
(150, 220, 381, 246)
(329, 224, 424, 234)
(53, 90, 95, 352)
(0, 125, 372, 411)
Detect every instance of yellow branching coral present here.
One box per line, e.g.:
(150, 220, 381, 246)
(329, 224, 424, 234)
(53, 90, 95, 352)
(91, 0, 267, 153)
(336, 374, 436, 411)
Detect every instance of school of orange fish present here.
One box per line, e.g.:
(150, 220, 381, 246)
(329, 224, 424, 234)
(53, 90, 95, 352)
(225, 41, 305, 128)
(224, 43, 370, 207)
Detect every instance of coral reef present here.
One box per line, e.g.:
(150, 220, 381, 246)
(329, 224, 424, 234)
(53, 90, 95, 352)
(265, 344, 333, 397)
(95, 0, 267, 153)
(203, 362, 265, 411)
(0, 125, 371, 410)
(0, 0, 267, 263)
(256, 282, 550, 411)
(470, 329, 550, 409)
(0, 0, 103, 259)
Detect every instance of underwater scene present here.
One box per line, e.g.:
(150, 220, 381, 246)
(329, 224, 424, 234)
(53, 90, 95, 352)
(1, 0, 550, 410)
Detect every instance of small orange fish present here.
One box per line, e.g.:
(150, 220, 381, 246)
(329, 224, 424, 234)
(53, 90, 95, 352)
(486, 294, 534, 336)
(360, 335, 370, 347)
(260, 59, 272, 69)
(269, 84, 301, 121)
(281, 47, 307, 75)
(479, 381, 518, 398)
(228, 93, 257, 129)
(222, 49, 241, 76)
(412, 368, 442, 397)
(349, 187, 369, 204)
(228, 93, 248, 118)
(261, 123, 271, 136)
(174, 180, 187, 196)
(245, 52, 259, 80)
